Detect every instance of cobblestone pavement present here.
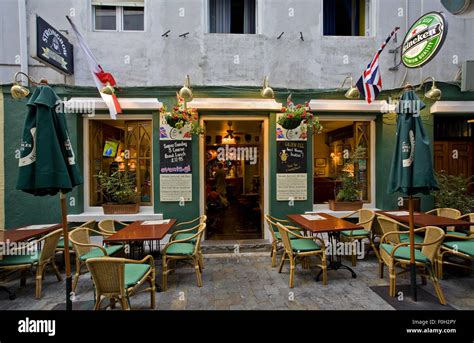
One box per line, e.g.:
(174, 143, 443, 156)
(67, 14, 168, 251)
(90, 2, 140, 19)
(0, 253, 472, 310)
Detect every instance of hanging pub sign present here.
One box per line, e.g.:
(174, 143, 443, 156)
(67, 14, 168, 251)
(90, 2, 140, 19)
(401, 12, 448, 69)
(159, 140, 192, 202)
(32, 16, 74, 75)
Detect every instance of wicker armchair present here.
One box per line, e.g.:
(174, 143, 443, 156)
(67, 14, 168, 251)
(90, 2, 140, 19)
(339, 209, 380, 266)
(276, 222, 327, 288)
(86, 256, 155, 310)
(0, 229, 63, 299)
(56, 220, 96, 260)
(437, 232, 473, 279)
(162, 223, 206, 291)
(379, 226, 446, 305)
(264, 214, 303, 268)
(98, 219, 128, 237)
(69, 227, 124, 292)
(426, 208, 461, 218)
(453, 213, 474, 237)
(171, 215, 207, 268)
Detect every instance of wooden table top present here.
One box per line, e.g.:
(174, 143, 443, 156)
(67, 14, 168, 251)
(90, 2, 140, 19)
(104, 219, 176, 242)
(377, 211, 474, 228)
(287, 213, 363, 234)
(1, 224, 62, 243)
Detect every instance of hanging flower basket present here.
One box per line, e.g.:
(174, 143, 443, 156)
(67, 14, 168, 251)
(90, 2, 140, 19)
(162, 93, 204, 135)
(277, 95, 323, 133)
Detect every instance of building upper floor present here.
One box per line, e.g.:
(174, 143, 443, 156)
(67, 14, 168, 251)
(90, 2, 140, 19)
(1, 0, 474, 89)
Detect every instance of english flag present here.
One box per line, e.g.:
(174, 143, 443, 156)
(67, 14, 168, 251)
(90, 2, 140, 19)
(356, 27, 400, 104)
(66, 16, 121, 119)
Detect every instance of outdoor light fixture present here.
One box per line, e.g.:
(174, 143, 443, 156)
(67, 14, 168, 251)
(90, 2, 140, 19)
(417, 76, 442, 101)
(100, 82, 115, 95)
(260, 76, 274, 99)
(340, 76, 360, 100)
(10, 71, 42, 99)
(468, 119, 474, 124)
(178, 75, 193, 102)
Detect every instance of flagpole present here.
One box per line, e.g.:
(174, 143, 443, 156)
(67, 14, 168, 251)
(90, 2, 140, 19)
(408, 195, 417, 301)
(60, 192, 73, 310)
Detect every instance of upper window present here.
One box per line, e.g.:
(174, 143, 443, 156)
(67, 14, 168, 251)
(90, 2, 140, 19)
(323, 0, 372, 36)
(209, 0, 256, 34)
(92, 1, 144, 32)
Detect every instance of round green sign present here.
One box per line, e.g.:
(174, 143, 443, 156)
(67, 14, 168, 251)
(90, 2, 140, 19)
(401, 12, 448, 69)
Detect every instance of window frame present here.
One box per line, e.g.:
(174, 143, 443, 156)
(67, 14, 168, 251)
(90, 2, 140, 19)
(92, 3, 145, 32)
(207, 0, 259, 35)
(321, 0, 376, 37)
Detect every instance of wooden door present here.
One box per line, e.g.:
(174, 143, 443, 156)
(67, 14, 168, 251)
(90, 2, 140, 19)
(434, 141, 473, 178)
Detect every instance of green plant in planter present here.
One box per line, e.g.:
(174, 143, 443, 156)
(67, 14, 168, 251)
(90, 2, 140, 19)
(432, 171, 474, 214)
(96, 171, 137, 204)
(335, 146, 367, 202)
(277, 94, 323, 133)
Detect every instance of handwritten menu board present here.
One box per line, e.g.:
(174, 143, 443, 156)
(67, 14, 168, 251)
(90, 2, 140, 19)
(160, 141, 192, 174)
(160, 140, 192, 202)
(276, 141, 307, 201)
(277, 141, 307, 174)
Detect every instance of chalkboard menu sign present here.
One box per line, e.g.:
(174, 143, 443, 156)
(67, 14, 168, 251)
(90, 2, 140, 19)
(277, 141, 307, 174)
(160, 140, 192, 174)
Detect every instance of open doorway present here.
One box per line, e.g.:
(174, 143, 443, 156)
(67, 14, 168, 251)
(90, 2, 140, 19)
(203, 120, 264, 240)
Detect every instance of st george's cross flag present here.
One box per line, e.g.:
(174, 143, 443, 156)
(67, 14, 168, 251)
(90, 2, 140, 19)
(66, 16, 122, 119)
(356, 27, 400, 104)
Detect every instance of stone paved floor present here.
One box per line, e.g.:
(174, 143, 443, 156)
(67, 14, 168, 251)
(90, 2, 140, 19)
(0, 253, 472, 310)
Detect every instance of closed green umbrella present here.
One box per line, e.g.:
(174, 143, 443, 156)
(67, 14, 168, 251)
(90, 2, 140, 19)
(17, 85, 82, 310)
(387, 89, 438, 301)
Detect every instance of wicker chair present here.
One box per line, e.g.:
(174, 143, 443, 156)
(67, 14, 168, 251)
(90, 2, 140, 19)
(56, 220, 96, 256)
(453, 213, 474, 237)
(170, 215, 207, 268)
(264, 215, 303, 267)
(379, 226, 446, 305)
(86, 256, 155, 310)
(437, 232, 473, 279)
(162, 223, 206, 291)
(426, 208, 462, 219)
(69, 227, 124, 292)
(0, 229, 63, 299)
(339, 209, 380, 266)
(276, 222, 327, 288)
(98, 219, 128, 237)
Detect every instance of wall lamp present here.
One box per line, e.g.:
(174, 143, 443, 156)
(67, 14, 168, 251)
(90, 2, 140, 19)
(417, 76, 442, 101)
(178, 75, 193, 102)
(260, 76, 274, 99)
(340, 76, 360, 100)
(10, 72, 48, 99)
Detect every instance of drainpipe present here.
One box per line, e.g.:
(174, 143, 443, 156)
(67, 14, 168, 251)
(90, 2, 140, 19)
(18, 0, 28, 78)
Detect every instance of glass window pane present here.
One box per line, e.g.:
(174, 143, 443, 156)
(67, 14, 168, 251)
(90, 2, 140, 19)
(94, 6, 117, 31)
(123, 7, 144, 31)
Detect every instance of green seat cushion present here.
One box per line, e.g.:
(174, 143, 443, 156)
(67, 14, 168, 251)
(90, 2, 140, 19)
(57, 237, 73, 249)
(380, 243, 429, 264)
(341, 229, 370, 237)
(124, 263, 150, 288)
(447, 231, 469, 238)
(400, 233, 424, 244)
(274, 230, 300, 240)
(0, 254, 39, 267)
(290, 239, 321, 253)
(174, 232, 197, 243)
(80, 245, 123, 261)
(443, 240, 474, 256)
(166, 242, 195, 255)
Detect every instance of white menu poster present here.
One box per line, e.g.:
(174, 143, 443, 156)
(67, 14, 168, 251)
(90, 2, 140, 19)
(277, 174, 307, 201)
(160, 174, 192, 202)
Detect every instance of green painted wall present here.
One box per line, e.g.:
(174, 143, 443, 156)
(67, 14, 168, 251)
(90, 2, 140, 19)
(2, 83, 474, 229)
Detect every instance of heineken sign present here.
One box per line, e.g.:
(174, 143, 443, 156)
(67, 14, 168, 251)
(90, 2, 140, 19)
(401, 12, 448, 69)
(34, 16, 74, 75)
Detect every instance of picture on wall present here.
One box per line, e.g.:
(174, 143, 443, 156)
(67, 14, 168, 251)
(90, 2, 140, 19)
(315, 158, 326, 167)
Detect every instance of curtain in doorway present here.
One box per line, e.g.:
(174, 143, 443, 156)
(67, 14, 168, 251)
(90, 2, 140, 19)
(243, 0, 256, 34)
(210, 0, 232, 33)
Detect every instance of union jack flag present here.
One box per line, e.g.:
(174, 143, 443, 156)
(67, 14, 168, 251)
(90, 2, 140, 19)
(356, 27, 400, 104)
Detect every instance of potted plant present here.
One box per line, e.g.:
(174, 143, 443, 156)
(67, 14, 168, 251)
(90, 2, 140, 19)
(277, 95, 323, 133)
(432, 171, 474, 213)
(161, 93, 203, 136)
(328, 146, 365, 211)
(96, 171, 139, 214)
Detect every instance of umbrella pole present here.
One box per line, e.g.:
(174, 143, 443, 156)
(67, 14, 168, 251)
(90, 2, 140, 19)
(408, 195, 417, 302)
(60, 192, 73, 311)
